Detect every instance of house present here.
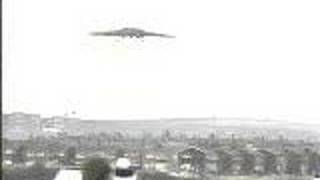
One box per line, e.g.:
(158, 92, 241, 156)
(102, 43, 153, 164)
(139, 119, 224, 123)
(254, 149, 278, 175)
(3, 149, 14, 161)
(215, 147, 244, 175)
(143, 154, 156, 170)
(229, 155, 243, 175)
(142, 153, 171, 173)
(276, 153, 286, 174)
(3, 112, 42, 139)
(41, 116, 66, 136)
(205, 152, 219, 175)
(2, 159, 13, 167)
(215, 147, 257, 175)
(177, 146, 206, 174)
(154, 158, 170, 173)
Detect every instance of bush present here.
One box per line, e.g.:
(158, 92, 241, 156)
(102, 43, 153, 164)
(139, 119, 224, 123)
(2, 163, 58, 180)
(81, 158, 111, 180)
(64, 146, 77, 165)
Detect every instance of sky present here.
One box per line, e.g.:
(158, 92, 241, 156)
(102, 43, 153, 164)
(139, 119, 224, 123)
(3, 0, 320, 123)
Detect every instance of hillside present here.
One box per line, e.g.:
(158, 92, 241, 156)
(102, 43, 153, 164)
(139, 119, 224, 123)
(2, 113, 320, 140)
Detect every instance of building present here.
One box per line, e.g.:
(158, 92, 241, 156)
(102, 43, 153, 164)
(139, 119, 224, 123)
(177, 146, 206, 174)
(41, 116, 66, 136)
(3, 112, 42, 139)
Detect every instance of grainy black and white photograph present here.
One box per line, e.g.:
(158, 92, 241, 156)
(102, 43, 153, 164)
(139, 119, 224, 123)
(2, 0, 320, 180)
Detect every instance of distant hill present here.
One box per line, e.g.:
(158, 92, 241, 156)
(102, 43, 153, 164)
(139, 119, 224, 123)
(2, 112, 320, 141)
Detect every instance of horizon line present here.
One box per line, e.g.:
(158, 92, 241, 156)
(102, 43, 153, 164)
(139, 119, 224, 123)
(4, 111, 320, 126)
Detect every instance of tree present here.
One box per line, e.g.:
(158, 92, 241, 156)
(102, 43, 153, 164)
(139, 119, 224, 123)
(208, 133, 216, 148)
(64, 146, 77, 165)
(115, 148, 125, 158)
(13, 144, 27, 164)
(286, 151, 303, 175)
(161, 129, 172, 142)
(82, 158, 111, 180)
(263, 153, 277, 174)
(216, 150, 233, 175)
(239, 151, 255, 175)
(308, 152, 320, 175)
(258, 150, 278, 175)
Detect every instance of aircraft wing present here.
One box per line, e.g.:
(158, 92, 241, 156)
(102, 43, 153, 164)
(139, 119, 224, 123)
(143, 31, 175, 38)
(90, 30, 122, 36)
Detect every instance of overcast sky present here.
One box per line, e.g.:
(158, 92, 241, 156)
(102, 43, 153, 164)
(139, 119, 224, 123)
(3, 0, 320, 123)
